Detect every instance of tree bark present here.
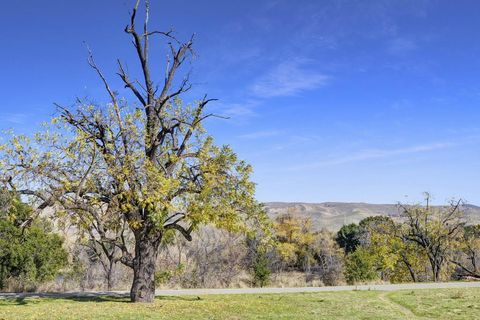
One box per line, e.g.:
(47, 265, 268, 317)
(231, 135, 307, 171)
(130, 233, 160, 302)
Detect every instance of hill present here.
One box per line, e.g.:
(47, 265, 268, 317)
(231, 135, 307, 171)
(264, 202, 480, 231)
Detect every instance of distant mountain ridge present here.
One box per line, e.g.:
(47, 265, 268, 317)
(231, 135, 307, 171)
(264, 202, 480, 231)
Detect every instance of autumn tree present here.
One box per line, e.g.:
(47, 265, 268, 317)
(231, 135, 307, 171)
(359, 216, 426, 283)
(0, 0, 265, 302)
(274, 213, 317, 271)
(397, 194, 465, 282)
(272, 213, 344, 285)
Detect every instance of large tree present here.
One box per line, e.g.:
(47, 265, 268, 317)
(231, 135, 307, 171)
(0, 0, 265, 302)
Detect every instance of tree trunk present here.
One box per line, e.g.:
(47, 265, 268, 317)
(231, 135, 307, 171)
(428, 256, 441, 282)
(106, 260, 115, 291)
(130, 233, 160, 303)
(401, 254, 417, 282)
(432, 267, 438, 282)
(434, 265, 441, 282)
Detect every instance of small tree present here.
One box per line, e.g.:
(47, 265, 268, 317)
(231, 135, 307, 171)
(246, 227, 274, 288)
(0, 0, 266, 302)
(251, 249, 271, 288)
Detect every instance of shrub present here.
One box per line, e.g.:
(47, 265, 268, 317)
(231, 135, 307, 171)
(0, 195, 68, 291)
(344, 248, 377, 284)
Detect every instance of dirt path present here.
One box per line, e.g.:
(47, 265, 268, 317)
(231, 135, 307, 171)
(0, 281, 479, 299)
(378, 291, 417, 319)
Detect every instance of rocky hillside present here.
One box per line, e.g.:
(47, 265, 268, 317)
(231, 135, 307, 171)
(264, 202, 480, 231)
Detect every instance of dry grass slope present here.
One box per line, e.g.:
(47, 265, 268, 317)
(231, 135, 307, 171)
(265, 202, 480, 231)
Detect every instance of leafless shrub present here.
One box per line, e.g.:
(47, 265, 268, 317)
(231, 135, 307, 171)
(157, 226, 248, 288)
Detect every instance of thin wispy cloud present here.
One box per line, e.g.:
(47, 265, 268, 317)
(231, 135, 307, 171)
(210, 100, 260, 123)
(223, 101, 262, 119)
(238, 130, 282, 139)
(287, 141, 460, 171)
(250, 60, 329, 98)
(0, 113, 32, 125)
(223, 104, 257, 117)
(326, 142, 455, 165)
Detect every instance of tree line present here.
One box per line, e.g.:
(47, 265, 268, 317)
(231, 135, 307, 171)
(1, 191, 478, 292)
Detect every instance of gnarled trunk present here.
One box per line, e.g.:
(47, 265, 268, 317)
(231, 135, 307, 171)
(130, 233, 160, 303)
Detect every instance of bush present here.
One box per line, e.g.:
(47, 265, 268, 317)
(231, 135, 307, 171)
(0, 196, 68, 291)
(312, 230, 345, 286)
(344, 248, 377, 284)
(155, 264, 185, 287)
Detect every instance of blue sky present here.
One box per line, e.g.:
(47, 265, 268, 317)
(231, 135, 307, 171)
(1, 0, 480, 205)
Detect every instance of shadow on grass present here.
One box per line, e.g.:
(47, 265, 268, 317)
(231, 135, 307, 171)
(0, 293, 203, 305)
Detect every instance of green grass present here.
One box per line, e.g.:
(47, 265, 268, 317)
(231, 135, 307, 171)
(0, 288, 479, 319)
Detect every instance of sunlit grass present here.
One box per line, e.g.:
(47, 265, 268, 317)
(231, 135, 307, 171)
(0, 288, 479, 319)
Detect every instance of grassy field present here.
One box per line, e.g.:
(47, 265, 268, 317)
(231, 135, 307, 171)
(0, 288, 479, 319)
